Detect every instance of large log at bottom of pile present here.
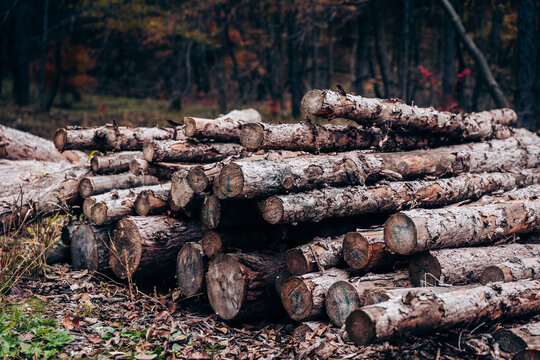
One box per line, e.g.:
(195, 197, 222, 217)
(261, 170, 540, 224)
(493, 321, 540, 356)
(342, 229, 400, 271)
(79, 173, 159, 198)
(54, 125, 180, 152)
(133, 183, 171, 216)
(183, 108, 261, 142)
(176, 242, 206, 297)
(385, 189, 540, 255)
(345, 279, 540, 345)
(143, 140, 247, 163)
(325, 272, 410, 327)
(280, 268, 352, 321)
(91, 151, 143, 174)
(481, 257, 540, 285)
(206, 253, 283, 320)
(285, 235, 344, 276)
(109, 215, 202, 279)
(301, 89, 517, 139)
(409, 243, 540, 287)
(67, 221, 112, 272)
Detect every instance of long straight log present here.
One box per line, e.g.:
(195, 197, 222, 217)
(184, 108, 261, 141)
(285, 235, 344, 276)
(343, 229, 399, 270)
(281, 268, 352, 321)
(54, 125, 180, 151)
(133, 183, 171, 216)
(206, 253, 284, 320)
(493, 321, 540, 356)
(481, 257, 540, 285)
(325, 272, 410, 327)
(143, 140, 247, 163)
(345, 279, 540, 345)
(385, 189, 540, 255)
(0, 159, 73, 191)
(67, 221, 112, 272)
(91, 151, 143, 174)
(408, 243, 540, 286)
(79, 173, 159, 198)
(262, 169, 540, 224)
(176, 242, 206, 297)
(301, 89, 516, 139)
(109, 215, 202, 279)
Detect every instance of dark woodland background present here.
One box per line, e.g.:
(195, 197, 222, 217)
(0, 0, 539, 132)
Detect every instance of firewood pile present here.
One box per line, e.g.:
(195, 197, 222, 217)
(2, 89, 540, 356)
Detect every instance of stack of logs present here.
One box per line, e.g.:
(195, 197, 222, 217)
(3, 89, 540, 357)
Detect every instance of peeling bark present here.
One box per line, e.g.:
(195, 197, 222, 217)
(91, 151, 143, 174)
(184, 108, 261, 141)
(481, 257, 540, 285)
(79, 173, 159, 198)
(285, 235, 344, 276)
(143, 140, 247, 163)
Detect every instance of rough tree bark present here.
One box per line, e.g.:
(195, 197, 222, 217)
(343, 229, 398, 270)
(109, 215, 201, 279)
(176, 242, 206, 297)
(183, 108, 261, 141)
(325, 272, 410, 327)
(91, 151, 143, 174)
(481, 257, 540, 285)
(408, 243, 540, 286)
(262, 170, 540, 224)
(206, 253, 284, 320)
(345, 279, 540, 345)
(385, 186, 540, 255)
(79, 173, 159, 198)
(301, 89, 515, 139)
(67, 221, 112, 272)
(362, 285, 472, 306)
(285, 235, 344, 276)
(143, 140, 247, 163)
(493, 321, 540, 355)
(130, 159, 194, 180)
(133, 182, 171, 216)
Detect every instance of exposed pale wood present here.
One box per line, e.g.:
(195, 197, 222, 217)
(184, 108, 261, 141)
(481, 257, 540, 285)
(362, 286, 472, 306)
(134, 182, 171, 216)
(301, 89, 515, 138)
(409, 243, 540, 286)
(0, 159, 73, 191)
(325, 272, 410, 327)
(345, 279, 540, 345)
(170, 169, 195, 211)
(206, 253, 283, 320)
(143, 140, 247, 163)
(176, 242, 206, 297)
(343, 229, 398, 270)
(493, 321, 540, 356)
(285, 235, 344, 275)
(262, 170, 540, 224)
(91, 151, 143, 174)
(130, 159, 195, 180)
(67, 220, 112, 272)
(109, 215, 202, 279)
(79, 173, 159, 198)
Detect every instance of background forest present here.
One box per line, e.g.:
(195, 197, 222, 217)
(0, 0, 538, 132)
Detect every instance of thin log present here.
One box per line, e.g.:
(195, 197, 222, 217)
(79, 173, 159, 198)
(143, 140, 247, 163)
(343, 229, 398, 270)
(281, 268, 352, 321)
(262, 170, 540, 224)
(206, 253, 283, 320)
(134, 182, 171, 216)
(493, 321, 540, 356)
(176, 242, 206, 297)
(184, 108, 261, 141)
(91, 151, 143, 174)
(325, 272, 410, 327)
(345, 279, 540, 345)
(67, 221, 112, 272)
(481, 257, 540, 285)
(54, 125, 180, 152)
(285, 235, 344, 276)
(301, 89, 514, 138)
(409, 243, 540, 286)
(109, 215, 202, 279)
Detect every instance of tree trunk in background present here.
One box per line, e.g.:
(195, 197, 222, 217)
(10, 0, 30, 106)
(287, 4, 301, 117)
(39, 0, 49, 111)
(311, 8, 318, 89)
(46, 23, 62, 112)
(399, 0, 411, 100)
(370, 1, 390, 98)
(326, 15, 333, 89)
(352, 8, 369, 94)
(515, 0, 537, 130)
(442, 0, 456, 103)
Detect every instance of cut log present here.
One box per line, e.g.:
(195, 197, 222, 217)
(91, 151, 143, 174)
(176, 242, 206, 297)
(301, 89, 517, 139)
(345, 279, 540, 345)
(201, 228, 286, 259)
(262, 169, 540, 224)
(109, 215, 202, 279)
(199, 196, 264, 230)
(325, 272, 410, 327)
(493, 321, 540, 355)
(343, 229, 398, 270)
(281, 268, 352, 321)
(385, 190, 540, 255)
(285, 235, 344, 276)
(45, 245, 71, 265)
(1, 165, 90, 231)
(133, 182, 171, 216)
(143, 140, 247, 163)
(239, 122, 442, 153)
(54, 125, 179, 151)
(481, 257, 540, 285)
(408, 243, 540, 286)
(206, 253, 283, 320)
(0, 159, 73, 191)
(67, 221, 112, 272)
(130, 159, 193, 180)
(184, 108, 261, 141)
(79, 173, 159, 198)
(169, 169, 195, 211)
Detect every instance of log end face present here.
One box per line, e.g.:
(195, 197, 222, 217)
(343, 232, 370, 269)
(187, 167, 209, 193)
(285, 249, 311, 276)
(83, 198, 96, 220)
(201, 231, 222, 259)
(218, 163, 244, 198)
(326, 281, 362, 327)
(176, 243, 204, 297)
(129, 158, 148, 175)
(91, 203, 108, 226)
(134, 191, 150, 216)
(345, 309, 376, 346)
(206, 254, 247, 320)
(79, 178, 94, 199)
(262, 197, 284, 225)
(71, 224, 99, 271)
(109, 217, 142, 279)
(492, 329, 528, 354)
(200, 195, 221, 230)
(143, 142, 156, 162)
(90, 156, 100, 173)
(301, 89, 325, 115)
(183, 117, 196, 137)
(384, 213, 417, 255)
(239, 123, 264, 150)
(170, 170, 194, 209)
(281, 277, 312, 321)
(480, 265, 506, 285)
(54, 128, 67, 151)
(409, 252, 441, 287)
